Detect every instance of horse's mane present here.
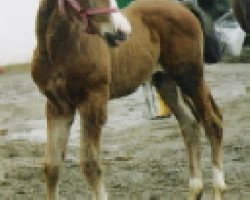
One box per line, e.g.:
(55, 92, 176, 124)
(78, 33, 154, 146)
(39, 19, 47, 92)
(36, 0, 57, 53)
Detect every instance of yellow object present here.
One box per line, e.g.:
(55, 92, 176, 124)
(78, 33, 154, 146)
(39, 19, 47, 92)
(156, 92, 171, 117)
(142, 82, 171, 119)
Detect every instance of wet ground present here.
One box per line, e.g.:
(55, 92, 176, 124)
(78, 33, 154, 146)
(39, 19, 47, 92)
(0, 63, 250, 200)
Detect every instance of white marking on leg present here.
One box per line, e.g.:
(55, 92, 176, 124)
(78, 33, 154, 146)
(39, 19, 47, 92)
(189, 178, 203, 199)
(109, 0, 132, 34)
(101, 184, 108, 200)
(213, 167, 226, 188)
(189, 178, 203, 189)
(92, 183, 108, 200)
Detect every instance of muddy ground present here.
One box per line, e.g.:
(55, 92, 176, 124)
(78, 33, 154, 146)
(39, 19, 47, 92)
(0, 63, 250, 200)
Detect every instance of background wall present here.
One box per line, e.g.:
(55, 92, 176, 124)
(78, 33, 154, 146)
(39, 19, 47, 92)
(0, 0, 39, 65)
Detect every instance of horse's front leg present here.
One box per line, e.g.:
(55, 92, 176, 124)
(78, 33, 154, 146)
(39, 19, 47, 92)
(44, 101, 75, 200)
(78, 86, 109, 200)
(152, 72, 203, 200)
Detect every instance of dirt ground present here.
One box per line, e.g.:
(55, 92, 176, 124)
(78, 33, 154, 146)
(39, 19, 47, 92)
(0, 63, 250, 200)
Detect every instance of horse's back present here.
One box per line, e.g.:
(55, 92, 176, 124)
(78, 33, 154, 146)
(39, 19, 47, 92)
(129, 0, 203, 69)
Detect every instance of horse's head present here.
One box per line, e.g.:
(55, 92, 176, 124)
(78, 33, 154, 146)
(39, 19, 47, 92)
(58, 0, 132, 45)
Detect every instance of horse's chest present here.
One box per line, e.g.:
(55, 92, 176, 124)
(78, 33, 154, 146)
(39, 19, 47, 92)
(42, 69, 88, 106)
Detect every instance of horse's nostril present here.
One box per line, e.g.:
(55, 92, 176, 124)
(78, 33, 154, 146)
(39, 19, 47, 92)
(116, 30, 127, 41)
(104, 32, 118, 47)
(104, 30, 129, 47)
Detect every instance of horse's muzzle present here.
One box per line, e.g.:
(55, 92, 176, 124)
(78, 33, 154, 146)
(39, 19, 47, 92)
(104, 31, 128, 47)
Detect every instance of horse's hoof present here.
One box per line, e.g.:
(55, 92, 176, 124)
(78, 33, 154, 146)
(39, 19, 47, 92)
(188, 189, 203, 200)
(213, 185, 227, 200)
(196, 191, 203, 200)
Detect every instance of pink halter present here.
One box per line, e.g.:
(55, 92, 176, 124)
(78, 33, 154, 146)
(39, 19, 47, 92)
(58, 0, 118, 33)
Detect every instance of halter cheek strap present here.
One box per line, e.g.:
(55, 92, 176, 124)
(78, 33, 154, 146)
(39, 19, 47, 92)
(58, 0, 118, 33)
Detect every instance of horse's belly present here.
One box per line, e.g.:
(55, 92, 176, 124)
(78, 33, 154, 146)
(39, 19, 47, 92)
(109, 41, 159, 98)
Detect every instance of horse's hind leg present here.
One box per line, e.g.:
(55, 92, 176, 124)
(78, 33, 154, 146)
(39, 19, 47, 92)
(78, 86, 109, 200)
(44, 101, 75, 200)
(174, 72, 226, 199)
(205, 94, 227, 200)
(152, 72, 203, 200)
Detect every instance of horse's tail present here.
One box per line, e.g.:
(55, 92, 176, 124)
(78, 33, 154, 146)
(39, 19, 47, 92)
(232, 0, 247, 32)
(182, 2, 223, 64)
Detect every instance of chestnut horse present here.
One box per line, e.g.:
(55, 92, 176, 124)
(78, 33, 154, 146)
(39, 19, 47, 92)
(232, 0, 248, 32)
(32, 0, 226, 199)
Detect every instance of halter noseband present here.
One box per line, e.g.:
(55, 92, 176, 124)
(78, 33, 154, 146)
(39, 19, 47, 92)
(58, 0, 118, 33)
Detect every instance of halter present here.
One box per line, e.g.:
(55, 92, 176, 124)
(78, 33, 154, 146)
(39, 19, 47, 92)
(58, 0, 118, 33)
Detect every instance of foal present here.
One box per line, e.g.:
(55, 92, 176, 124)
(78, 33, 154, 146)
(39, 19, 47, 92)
(32, 0, 226, 199)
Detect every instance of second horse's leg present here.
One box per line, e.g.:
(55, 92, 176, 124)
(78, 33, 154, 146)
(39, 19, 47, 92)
(153, 72, 203, 200)
(204, 93, 227, 200)
(175, 72, 226, 200)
